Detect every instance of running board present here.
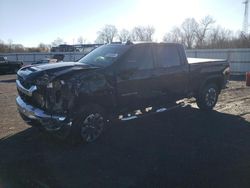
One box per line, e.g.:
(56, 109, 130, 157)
(121, 116, 138, 121)
(120, 102, 186, 121)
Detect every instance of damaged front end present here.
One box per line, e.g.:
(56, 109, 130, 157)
(16, 96, 71, 131)
(16, 66, 80, 132)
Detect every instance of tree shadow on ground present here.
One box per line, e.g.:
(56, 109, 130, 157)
(1, 105, 250, 188)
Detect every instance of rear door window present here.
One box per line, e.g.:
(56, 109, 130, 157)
(155, 45, 181, 68)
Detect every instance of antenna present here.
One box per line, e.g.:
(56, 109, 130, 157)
(243, 0, 249, 34)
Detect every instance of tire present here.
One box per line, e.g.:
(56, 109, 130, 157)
(196, 83, 219, 110)
(71, 105, 106, 143)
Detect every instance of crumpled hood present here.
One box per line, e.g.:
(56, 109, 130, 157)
(17, 62, 99, 83)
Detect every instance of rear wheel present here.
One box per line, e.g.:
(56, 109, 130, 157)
(196, 83, 219, 110)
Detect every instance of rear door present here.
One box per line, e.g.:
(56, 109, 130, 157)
(151, 44, 189, 102)
(115, 44, 156, 109)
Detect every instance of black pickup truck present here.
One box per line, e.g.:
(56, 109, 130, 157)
(16, 43, 229, 143)
(0, 56, 23, 74)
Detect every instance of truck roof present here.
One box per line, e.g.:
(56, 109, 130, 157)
(108, 42, 184, 47)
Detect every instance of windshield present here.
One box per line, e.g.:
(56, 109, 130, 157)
(78, 44, 130, 67)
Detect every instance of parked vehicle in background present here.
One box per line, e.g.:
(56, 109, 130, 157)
(31, 58, 58, 65)
(0, 56, 23, 74)
(31, 54, 65, 65)
(51, 44, 102, 53)
(16, 42, 230, 144)
(52, 54, 64, 62)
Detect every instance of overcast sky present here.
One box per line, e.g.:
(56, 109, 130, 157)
(0, 0, 245, 47)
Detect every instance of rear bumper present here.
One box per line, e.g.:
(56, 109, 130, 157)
(223, 66, 230, 88)
(16, 96, 71, 131)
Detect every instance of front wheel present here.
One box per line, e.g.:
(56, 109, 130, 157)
(196, 83, 219, 110)
(72, 105, 106, 143)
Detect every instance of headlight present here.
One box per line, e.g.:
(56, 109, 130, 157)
(46, 80, 65, 89)
(33, 92, 45, 108)
(35, 73, 50, 85)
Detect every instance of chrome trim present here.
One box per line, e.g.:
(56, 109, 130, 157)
(16, 96, 66, 122)
(121, 92, 138, 97)
(16, 80, 37, 97)
(121, 116, 138, 121)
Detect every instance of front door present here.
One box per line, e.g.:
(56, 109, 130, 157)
(115, 44, 156, 110)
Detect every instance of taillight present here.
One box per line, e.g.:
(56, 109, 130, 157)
(223, 67, 230, 76)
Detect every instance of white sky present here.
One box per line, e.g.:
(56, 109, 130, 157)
(0, 0, 245, 47)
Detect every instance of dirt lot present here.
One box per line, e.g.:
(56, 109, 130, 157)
(0, 74, 250, 188)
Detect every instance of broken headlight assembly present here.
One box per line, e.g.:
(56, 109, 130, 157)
(35, 73, 50, 86)
(33, 92, 46, 108)
(46, 79, 72, 113)
(46, 80, 65, 89)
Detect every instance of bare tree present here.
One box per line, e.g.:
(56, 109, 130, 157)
(237, 32, 250, 47)
(95, 33, 106, 44)
(38, 43, 50, 52)
(163, 16, 212, 48)
(77, 37, 84, 44)
(181, 18, 198, 48)
(131, 26, 155, 41)
(8, 39, 13, 52)
(207, 26, 233, 48)
(145, 26, 155, 41)
(51, 37, 64, 47)
(0, 39, 6, 52)
(163, 27, 183, 43)
(131, 26, 144, 41)
(0, 40, 25, 52)
(118, 29, 131, 42)
(195, 15, 215, 48)
(77, 36, 87, 44)
(13, 44, 25, 52)
(96, 24, 118, 43)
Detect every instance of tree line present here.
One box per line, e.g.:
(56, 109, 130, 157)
(0, 40, 51, 53)
(95, 25, 155, 43)
(163, 16, 250, 49)
(0, 15, 249, 53)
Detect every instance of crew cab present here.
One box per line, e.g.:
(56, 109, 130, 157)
(16, 43, 229, 143)
(0, 56, 23, 74)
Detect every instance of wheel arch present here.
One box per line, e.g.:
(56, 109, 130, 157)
(198, 75, 224, 95)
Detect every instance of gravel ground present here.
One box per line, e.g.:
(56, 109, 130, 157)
(0, 74, 250, 188)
